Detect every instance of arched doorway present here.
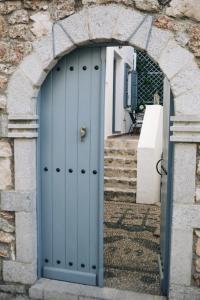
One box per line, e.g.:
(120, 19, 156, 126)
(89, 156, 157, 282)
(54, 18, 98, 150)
(38, 44, 173, 296)
(3, 4, 200, 300)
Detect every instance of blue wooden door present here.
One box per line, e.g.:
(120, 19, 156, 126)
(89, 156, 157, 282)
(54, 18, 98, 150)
(39, 47, 106, 286)
(160, 77, 174, 295)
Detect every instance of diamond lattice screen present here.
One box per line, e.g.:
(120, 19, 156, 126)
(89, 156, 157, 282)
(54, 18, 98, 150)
(136, 49, 164, 105)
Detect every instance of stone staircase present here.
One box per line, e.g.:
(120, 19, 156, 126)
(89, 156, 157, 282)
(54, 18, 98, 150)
(104, 138, 138, 203)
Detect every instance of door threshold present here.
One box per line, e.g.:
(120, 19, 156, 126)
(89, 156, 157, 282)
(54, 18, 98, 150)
(29, 278, 166, 300)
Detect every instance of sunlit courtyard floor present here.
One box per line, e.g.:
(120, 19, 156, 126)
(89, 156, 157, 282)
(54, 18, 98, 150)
(104, 201, 161, 295)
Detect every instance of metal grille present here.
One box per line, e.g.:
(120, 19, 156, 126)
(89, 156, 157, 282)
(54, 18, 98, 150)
(136, 49, 164, 105)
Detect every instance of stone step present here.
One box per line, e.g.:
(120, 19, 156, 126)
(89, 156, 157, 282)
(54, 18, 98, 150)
(104, 176, 137, 189)
(104, 166, 137, 178)
(104, 187, 136, 203)
(104, 156, 137, 168)
(105, 139, 138, 150)
(29, 278, 166, 300)
(104, 147, 136, 158)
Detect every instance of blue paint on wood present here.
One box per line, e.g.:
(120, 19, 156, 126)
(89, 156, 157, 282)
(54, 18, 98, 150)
(39, 47, 106, 286)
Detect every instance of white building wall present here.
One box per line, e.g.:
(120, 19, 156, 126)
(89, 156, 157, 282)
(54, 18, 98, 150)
(104, 46, 135, 138)
(136, 105, 163, 204)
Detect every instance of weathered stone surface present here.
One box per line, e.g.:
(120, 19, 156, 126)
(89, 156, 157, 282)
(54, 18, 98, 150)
(0, 41, 32, 65)
(0, 158, 12, 190)
(0, 64, 16, 76)
(196, 238, 200, 256)
(194, 273, 200, 287)
(195, 230, 200, 238)
(0, 75, 8, 92)
(166, 0, 200, 22)
(0, 284, 25, 295)
(8, 10, 29, 25)
(154, 15, 175, 30)
(0, 1, 21, 15)
(135, 0, 161, 12)
(0, 95, 6, 110)
(3, 261, 37, 284)
(0, 212, 14, 221)
(82, 0, 133, 6)
(30, 12, 52, 38)
(9, 25, 33, 41)
(24, 1, 49, 11)
(195, 258, 200, 272)
(0, 232, 14, 244)
(0, 141, 12, 158)
(188, 25, 200, 58)
(16, 212, 37, 263)
(1, 191, 35, 212)
(196, 190, 200, 202)
(0, 217, 14, 233)
(49, 0, 75, 20)
(159, 40, 193, 79)
(0, 16, 7, 38)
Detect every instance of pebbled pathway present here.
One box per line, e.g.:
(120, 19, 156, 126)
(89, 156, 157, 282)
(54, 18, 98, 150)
(104, 201, 161, 295)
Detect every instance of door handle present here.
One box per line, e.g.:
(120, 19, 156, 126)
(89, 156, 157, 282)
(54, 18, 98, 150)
(156, 159, 168, 176)
(156, 159, 164, 176)
(80, 127, 87, 141)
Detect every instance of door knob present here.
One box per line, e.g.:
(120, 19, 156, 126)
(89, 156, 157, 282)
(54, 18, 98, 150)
(80, 127, 87, 141)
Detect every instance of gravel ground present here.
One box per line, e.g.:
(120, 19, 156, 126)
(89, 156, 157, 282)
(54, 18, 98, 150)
(104, 201, 161, 295)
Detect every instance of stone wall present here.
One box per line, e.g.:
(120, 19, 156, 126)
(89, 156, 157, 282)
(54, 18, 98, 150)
(0, 0, 200, 297)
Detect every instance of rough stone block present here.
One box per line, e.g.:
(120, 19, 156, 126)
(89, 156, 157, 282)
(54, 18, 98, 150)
(0, 141, 12, 158)
(166, 0, 200, 22)
(0, 158, 12, 190)
(30, 12, 52, 39)
(174, 88, 200, 115)
(0, 95, 6, 110)
(3, 261, 37, 285)
(0, 284, 26, 294)
(130, 15, 154, 51)
(172, 204, 200, 230)
(113, 6, 143, 43)
(173, 143, 196, 204)
(159, 40, 193, 79)
(87, 5, 119, 42)
(147, 27, 173, 62)
(14, 139, 36, 190)
(60, 9, 90, 46)
(0, 113, 8, 138)
(19, 52, 46, 87)
(53, 23, 75, 58)
(16, 212, 37, 263)
(170, 228, 193, 285)
(7, 69, 37, 115)
(1, 190, 35, 212)
(171, 60, 200, 97)
(29, 281, 44, 299)
(33, 34, 57, 71)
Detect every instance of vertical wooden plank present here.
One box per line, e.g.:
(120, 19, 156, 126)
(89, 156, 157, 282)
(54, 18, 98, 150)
(89, 48, 102, 275)
(77, 48, 91, 273)
(98, 47, 106, 286)
(52, 57, 66, 268)
(41, 72, 53, 267)
(65, 51, 79, 270)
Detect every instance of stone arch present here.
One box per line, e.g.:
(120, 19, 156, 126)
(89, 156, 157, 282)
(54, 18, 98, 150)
(2, 4, 200, 300)
(6, 4, 200, 118)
